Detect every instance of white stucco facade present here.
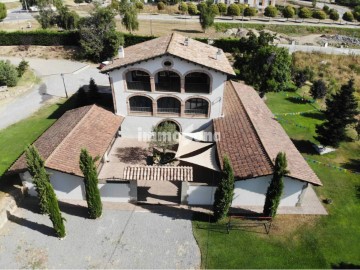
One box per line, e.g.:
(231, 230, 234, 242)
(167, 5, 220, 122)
(108, 55, 228, 137)
(186, 176, 307, 207)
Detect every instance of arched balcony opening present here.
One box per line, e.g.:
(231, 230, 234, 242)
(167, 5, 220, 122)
(185, 98, 209, 117)
(125, 70, 151, 91)
(129, 95, 153, 114)
(155, 71, 181, 92)
(157, 97, 181, 116)
(185, 72, 211, 94)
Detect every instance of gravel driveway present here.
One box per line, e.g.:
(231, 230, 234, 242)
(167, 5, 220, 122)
(0, 199, 200, 269)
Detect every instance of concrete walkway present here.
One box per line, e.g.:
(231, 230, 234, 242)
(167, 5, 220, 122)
(0, 57, 109, 130)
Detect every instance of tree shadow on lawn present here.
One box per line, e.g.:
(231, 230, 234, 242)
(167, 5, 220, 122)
(285, 96, 310, 105)
(291, 139, 318, 155)
(331, 262, 360, 269)
(6, 210, 55, 237)
(342, 159, 360, 173)
(356, 185, 360, 201)
(302, 111, 325, 121)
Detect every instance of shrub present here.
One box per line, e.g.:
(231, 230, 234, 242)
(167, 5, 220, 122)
(213, 156, 234, 221)
(0, 60, 18, 87)
(217, 2, 226, 15)
(310, 79, 327, 99)
(293, 66, 314, 87)
(188, 3, 198, 15)
(197, 2, 206, 13)
(329, 9, 339, 21)
(237, 3, 245, 14)
(264, 6, 278, 18)
(282, 5, 295, 19)
(244, 7, 257, 17)
(210, 4, 219, 16)
(178, 2, 188, 14)
(322, 4, 330, 14)
(79, 149, 102, 219)
(17, 59, 29, 77)
(298, 7, 312, 18)
(227, 3, 240, 16)
(343, 11, 354, 22)
(187, 2, 198, 15)
(312, 10, 326, 20)
(0, 3, 6, 21)
(135, 1, 144, 9)
(157, 1, 165, 10)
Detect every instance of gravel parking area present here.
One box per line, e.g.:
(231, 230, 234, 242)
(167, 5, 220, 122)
(0, 199, 200, 269)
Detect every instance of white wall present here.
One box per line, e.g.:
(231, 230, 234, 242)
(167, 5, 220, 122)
(187, 185, 216, 205)
(98, 183, 130, 202)
(109, 55, 227, 137)
(186, 176, 306, 207)
(21, 170, 131, 203)
(232, 176, 305, 207)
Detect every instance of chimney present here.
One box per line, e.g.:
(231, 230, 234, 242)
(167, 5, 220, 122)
(216, 49, 222, 60)
(184, 37, 189, 46)
(118, 46, 125, 58)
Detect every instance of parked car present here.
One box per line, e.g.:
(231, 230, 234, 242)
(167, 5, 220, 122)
(99, 61, 110, 69)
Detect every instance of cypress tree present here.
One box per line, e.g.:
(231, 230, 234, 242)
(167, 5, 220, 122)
(79, 149, 102, 219)
(316, 79, 358, 147)
(263, 152, 288, 218)
(25, 145, 49, 214)
(25, 145, 66, 238)
(213, 156, 234, 222)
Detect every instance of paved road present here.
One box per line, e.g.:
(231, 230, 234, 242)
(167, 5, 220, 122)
(0, 199, 201, 268)
(3, 8, 34, 23)
(0, 57, 109, 130)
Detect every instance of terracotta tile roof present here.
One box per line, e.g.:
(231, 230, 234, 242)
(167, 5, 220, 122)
(101, 33, 235, 75)
(231, 81, 322, 186)
(213, 82, 274, 180)
(123, 166, 193, 181)
(9, 105, 124, 177)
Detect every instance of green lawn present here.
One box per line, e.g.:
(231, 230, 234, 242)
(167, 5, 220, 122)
(192, 90, 360, 269)
(0, 98, 71, 178)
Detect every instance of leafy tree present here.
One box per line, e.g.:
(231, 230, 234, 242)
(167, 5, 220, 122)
(17, 59, 29, 77)
(343, 11, 354, 22)
(121, 3, 139, 33)
(329, 9, 339, 21)
(187, 2, 197, 15)
(264, 6, 278, 18)
(263, 152, 288, 218)
(36, 8, 57, 29)
(135, 1, 144, 10)
(227, 3, 240, 16)
(150, 121, 178, 158)
(157, 1, 165, 10)
(79, 149, 102, 219)
(298, 7, 312, 19)
(197, 2, 206, 13)
(25, 145, 66, 237)
(244, 7, 257, 18)
(79, 6, 121, 62)
(312, 10, 326, 20)
(293, 66, 314, 88)
(0, 3, 6, 21)
(199, 0, 216, 33)
(217, 2, 226, 15)
(57, 6, 80, 30)
(178, 2, 188, 14)
(0, 60, 18, 87)
(316, 79, 358, 147)
(335, 0, 360, 7)
(355, 119, 360, 140)
(213, 156, 234, 221)
(282, 5, 295, 19)
(310, 79, 327, 99)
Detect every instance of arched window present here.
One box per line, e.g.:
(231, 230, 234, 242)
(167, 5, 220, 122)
(185, 72, 210, 94)
(129, 96, 153, 114)
(155, 71, 181, 92)
(125, 70, 151, 91)
(185, 98, 209, 116)
(157, 97, 181, 115)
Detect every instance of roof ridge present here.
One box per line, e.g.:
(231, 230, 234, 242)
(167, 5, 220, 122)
(44, 105, 97, 167)
(229, 80, 274, 170)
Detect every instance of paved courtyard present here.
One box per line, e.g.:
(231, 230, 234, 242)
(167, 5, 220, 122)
(0, 199, 201, 269)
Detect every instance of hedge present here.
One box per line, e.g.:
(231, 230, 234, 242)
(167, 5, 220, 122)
(0, 30, 241, 53)
(0, 30, 80, 46)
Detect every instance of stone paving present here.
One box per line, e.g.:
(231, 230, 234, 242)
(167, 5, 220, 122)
(0, 198, 201, 269)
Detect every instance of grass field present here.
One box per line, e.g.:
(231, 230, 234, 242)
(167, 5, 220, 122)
(0, 98, 71, 178)
(192, 90, 360, 269)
